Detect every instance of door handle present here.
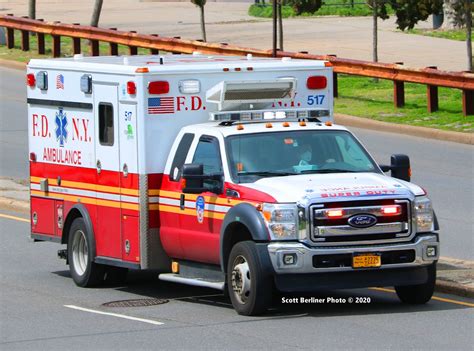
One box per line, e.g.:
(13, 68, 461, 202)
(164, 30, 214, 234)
(122, 163, 128, 177)
(180, 194, 185, 210)
(96, 160, 102, 174)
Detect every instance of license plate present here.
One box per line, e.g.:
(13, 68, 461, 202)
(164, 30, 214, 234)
(353, 253, 381, 268)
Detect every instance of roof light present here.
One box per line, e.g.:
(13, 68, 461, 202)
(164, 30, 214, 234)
(282, 122, 290, 127)
(381, 205, 401, 216)
(135, 67, 149, 73)
(327, 209, 343, 218)
(127, 81, 137, 95)
(324, 61, 333, 67)
(265, 123, 273, 128)
(148, 81, 169, 95)
(26, 73, 36, 87)
(299, 121, 307, 127)
(325, 121, 333, 126)
(236, 124, 244, 130)
(179, 80, 200, 94)
(307, 76, 327, 90)
(36, 71, 48, 90)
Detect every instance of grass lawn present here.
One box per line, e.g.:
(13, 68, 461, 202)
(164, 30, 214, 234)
(407, 28, 473, 42)
(0, 31, 154, 63)
(335, 75, 473, 133)
(249, 1, 393, 18)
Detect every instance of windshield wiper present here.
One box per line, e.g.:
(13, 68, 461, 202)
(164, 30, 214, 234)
(300, 168, 356, 174)
(237, 171, 297, 177)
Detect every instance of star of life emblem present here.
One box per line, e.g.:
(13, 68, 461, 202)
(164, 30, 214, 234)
(55, 108, 68, 147)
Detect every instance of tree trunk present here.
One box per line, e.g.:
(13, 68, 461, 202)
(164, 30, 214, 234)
(28, 0, 36, 20)
(278, 1, 283, 51)
(372, 0, 378, 63)
(467, 0, 473, 71)
(200, 5, 207, 42)
(90, 0, 104, 27)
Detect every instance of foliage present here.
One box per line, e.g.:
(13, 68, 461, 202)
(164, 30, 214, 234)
(248, 4, 294, 18)
(407, 28, 473, 41)
(444, 0, 473, 28)
(388, 0, 444, 30)
(191, 0, 206, 7)
(366, 0, 390, 20)
(287, 0, 322, 15)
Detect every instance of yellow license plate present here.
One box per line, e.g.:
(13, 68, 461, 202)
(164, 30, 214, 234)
(353, 254, 381, 268)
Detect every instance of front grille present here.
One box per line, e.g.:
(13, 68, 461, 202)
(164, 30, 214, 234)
(310, 199, 411, 244)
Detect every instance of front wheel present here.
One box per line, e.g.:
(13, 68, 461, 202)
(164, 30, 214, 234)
(395, 263, 436, 304)
(67, 217, 105, 287)
(227, 241, 272, 316)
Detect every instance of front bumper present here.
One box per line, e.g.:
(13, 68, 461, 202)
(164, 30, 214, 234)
(267, 234, 439, 274)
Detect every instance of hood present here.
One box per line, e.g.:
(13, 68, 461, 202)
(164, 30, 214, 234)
(242, 172, 424, 203)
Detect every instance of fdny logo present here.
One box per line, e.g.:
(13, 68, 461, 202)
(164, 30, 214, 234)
(348, 214, 377, 228)
(196, 196, 205, 224)
(55, 108, 68, 147)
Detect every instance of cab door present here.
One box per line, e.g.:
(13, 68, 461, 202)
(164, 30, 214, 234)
(179, 135, 224, 264)
(93, 83, 121, 258)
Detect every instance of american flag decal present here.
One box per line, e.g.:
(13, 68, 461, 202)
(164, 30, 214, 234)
(148, 97, 175, 114)
(56, 74, 64, 89)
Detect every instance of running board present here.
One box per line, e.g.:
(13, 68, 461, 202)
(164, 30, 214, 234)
(159, 273, 225, 291)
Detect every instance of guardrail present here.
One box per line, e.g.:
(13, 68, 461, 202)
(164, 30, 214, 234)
(1, 14, 473, 115)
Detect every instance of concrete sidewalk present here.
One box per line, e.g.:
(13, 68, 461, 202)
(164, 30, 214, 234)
(0, 1, 469, 71)
(1, 177, 472, 298)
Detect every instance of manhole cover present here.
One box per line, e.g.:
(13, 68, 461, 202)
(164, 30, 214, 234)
(103, 298, 169, 308)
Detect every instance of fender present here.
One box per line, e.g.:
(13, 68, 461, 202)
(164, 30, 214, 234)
(433, 211, 440, 231)
(62, 203, 97, 259)
(219, 202, 269, 270)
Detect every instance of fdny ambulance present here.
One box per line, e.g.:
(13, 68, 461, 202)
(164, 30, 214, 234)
(27, 54, 439, 315)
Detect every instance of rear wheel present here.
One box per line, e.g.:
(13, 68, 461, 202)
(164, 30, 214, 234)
(395, 263, 436, 304)
(68, 218, 105, 287)
(227, 241, 272, 316)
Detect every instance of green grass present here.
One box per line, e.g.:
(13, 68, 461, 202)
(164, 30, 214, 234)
(407, 28, 472, 42)
(249, 2, 393, 18)
(335, 75, 473, 133)
(0, 31, 155, 63)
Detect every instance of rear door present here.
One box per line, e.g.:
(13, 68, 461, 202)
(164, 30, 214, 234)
(93, 83, 121, 258)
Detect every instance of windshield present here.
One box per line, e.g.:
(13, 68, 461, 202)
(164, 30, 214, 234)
(226, 130, 379, 183)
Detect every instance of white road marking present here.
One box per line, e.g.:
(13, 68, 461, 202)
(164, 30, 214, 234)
(64, 305, 164, 325)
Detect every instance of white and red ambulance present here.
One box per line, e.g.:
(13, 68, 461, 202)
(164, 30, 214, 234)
(27, 54, 439, 315)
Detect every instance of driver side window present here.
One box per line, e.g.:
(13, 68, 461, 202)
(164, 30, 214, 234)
(192, 136, 223, 176)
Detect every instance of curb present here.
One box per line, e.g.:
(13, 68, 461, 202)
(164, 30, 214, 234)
(335, 113, 474, 145)
(0, 195, 472, 300)
(0, 58, 472, 145)
(0, 58, 27, 70)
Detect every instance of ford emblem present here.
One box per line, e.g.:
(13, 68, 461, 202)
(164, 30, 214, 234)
(348, 214, 377, 228)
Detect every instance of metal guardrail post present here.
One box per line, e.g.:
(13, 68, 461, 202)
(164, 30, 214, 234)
(52, 34, 61, 58)
(150, 34, 159, 55)
(6, 14, 14, 49)
(328, 54, 338, 98)
(109, 28, 118, 55)
(90, 39, 99, 56)
(462, 89, 474, 116)
(20, 17, 29, 51)
(393, 62, 405, 108)
(72, 23, 81, 55)
(37, 19, 45, 54)
(426, 66, 439, 113)
(128, 31, 138, 55)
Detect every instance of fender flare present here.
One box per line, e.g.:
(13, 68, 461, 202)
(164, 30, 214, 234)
(63, 203, 97, 259)
(433, 210, 440, 231)
(219, 202, 269, 270)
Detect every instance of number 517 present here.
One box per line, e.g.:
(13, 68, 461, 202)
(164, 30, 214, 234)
(307, 95, 325, 105)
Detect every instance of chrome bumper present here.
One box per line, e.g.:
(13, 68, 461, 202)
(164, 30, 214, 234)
(267, 234, 439, 274)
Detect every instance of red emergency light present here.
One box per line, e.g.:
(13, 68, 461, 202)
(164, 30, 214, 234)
(127, 81, 136, 95)
(327, 209, 344, 218)
(307, 76, 327, 90)
(381, 205, 401, 216)
(26, 73, 36, 87)
(148, 81, 169, 95)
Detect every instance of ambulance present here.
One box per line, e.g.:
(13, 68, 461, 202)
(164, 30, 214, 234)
(27, 54, 439, 315)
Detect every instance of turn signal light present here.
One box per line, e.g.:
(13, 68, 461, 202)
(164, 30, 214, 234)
(148, 81, 169, 94)
(26, 73, 36, 87)
(307, 76, 327, 89)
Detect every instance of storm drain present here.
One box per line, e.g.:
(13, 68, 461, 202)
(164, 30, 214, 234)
(102, 298, 169, 308)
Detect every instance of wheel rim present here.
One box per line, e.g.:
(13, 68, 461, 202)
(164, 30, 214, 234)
(72, 229, 88, 276)
(231, 255, 251, 304)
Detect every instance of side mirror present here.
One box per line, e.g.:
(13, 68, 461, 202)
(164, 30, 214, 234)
(390, 154, 411, 182)
(182, 164, 223, 194)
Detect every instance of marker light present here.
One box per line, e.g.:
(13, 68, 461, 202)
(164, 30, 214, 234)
(307, 76, 327, 90)
(26, 73, 36, 87)
(148, 81, 170, 94)
(29, 152, 37, 162)
(327, 209, 343, 218)
(381, 205, 401, 216)
(127, 81, 137, 95)
(179, 80, 200, 94)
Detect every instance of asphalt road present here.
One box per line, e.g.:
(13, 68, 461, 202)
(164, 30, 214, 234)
(0, 66, 472, 260)
(0, 211, 473, 350)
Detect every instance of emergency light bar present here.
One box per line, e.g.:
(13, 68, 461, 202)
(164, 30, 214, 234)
(210, 108, 330, 122)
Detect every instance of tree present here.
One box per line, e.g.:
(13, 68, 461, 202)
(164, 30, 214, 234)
(28, 0, 36, 20)
(278, 0, 284, 50)
(289, 0, 322, 15)
(90, 0, 104, 27)
(467, 0, 473, 72)
(191, 0, 207, 42)
(389, 0, 443, 31)
(367, 0, 389, 63)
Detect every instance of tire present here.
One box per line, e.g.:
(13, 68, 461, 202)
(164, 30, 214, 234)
(395, 263, 436, 304)
(227, 241, 272, 316)
(67, 217, 105, 287)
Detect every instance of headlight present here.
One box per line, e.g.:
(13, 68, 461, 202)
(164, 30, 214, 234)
(414, 196, 434, 233)
(262, 203, 297, 240)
